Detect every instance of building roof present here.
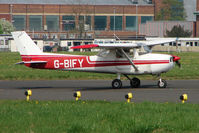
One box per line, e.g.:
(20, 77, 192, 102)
(0, 0, 153, 5)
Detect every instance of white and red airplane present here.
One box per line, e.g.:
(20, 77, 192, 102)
(12, 31, 181, 89)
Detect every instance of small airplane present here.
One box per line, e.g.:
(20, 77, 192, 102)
(12, 31, 181, 89)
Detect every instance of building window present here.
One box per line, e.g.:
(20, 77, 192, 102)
(94, 16, 107, 30)
(62, 16, 75, 31)
(13, 15, 26, 30)
(0, 40, 3, 45)
(67, 42, 72, 46)
(46, 16, 59, 32)
(110, 16, 123, 31)
(85, 16, 91, 30)
(79, 16, 84, 24)
(141, 16, 153, 24)
(29, 15, 42, 31)
(197, 15, 199, 21)
(126, 16, 137, 31)
(195, 42, 198, 46)
(169, 42, 172, 46)
(79, 16, 91, 31)
(190, 42, 193, 46)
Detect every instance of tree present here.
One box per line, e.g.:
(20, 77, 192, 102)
(156, 0, 186, 21)
(0, 19, 15, 34)
(166, 25, 192, 37)
(0, 24, 3, 34)
(70, 0, 92, 39)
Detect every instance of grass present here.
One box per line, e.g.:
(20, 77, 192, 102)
(0, 51, 199, 80)
(0, 100, 199, 133)
(163, 52, 199, 79)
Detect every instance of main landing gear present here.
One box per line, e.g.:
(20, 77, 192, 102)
(112, 79, 123, 89)
(111, 74, 167, 89)
(112, 74, 141, 89)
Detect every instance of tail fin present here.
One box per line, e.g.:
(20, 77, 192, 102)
(11, 31, 43, 55)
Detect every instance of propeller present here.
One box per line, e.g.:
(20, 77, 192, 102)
(175, 60, 181, 68)
(172, 55, 181, 68)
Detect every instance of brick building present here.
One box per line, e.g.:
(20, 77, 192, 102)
(195, 0, 199, 37)
(0, 0, 154, 39)
(0, 0, 198, 38)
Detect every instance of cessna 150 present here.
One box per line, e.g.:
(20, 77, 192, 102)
(12, 31, 181, 89)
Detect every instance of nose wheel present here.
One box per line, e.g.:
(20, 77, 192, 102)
(157, 79, 167, 88)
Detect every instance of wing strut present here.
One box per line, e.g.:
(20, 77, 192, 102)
(120, 48, 138, 71)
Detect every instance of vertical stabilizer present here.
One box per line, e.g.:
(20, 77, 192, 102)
(11, 31, 43, 55)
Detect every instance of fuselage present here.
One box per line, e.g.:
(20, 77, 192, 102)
(21, 52, 174, 75)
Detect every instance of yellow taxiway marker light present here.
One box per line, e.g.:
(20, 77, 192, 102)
(125, 93, 133, 103)
(180, 94, 188, 103)
(25, 89, 32, 101)
(74, 91, 81, 101)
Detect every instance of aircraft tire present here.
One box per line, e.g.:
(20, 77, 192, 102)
(130, 77, 141, 88)
(112, 79, 122, 89)
(158, 79, 167, 88)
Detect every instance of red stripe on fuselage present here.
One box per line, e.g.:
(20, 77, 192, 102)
(20, 55, 169, 69)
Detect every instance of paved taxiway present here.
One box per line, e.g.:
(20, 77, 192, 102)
(0, 80, 198, 103)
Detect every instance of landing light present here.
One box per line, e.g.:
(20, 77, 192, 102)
(74, 91, 81, 101)
(180, 94, 188, 103)
(125, 93, 133, 103)
(25, 89, 32, 101)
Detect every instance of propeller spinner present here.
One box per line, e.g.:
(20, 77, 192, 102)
(172, 55, 181, 68)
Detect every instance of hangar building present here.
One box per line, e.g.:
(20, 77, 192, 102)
(0, 0, 154, 39)
(0, 0, 199, 38)
(0, 0, 199, 52)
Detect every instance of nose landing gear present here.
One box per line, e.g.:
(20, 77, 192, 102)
(157, 78, 167, 88)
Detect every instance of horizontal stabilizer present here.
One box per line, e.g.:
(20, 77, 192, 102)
(16, 61, 47, 65)
(71, 44, 99, 49)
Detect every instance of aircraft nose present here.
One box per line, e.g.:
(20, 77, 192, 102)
(172, 55, 181, 62)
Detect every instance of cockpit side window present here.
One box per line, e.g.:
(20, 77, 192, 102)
(116, 49, 132, 58)
(97, 49, 110, 57)
(116, 49, 123, 58)
(116, 49, 133, 58)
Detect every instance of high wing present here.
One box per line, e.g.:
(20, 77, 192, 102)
(71, 38, 176, 49)
(70, 38, 177, 71)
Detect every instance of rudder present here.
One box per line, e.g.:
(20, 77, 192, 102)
(11, 31, 43, 55)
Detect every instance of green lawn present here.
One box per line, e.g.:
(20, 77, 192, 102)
(0, 51, 199, 80)
(0, 100, 198, 133)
